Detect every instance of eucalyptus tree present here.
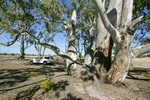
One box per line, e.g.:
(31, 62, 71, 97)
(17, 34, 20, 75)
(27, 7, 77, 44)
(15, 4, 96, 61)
(0, 0, 38, 59)
(1, 0, 150, 84)
(91, 0, 150, 83)
(26, 0, 150, 83)
(36, 0, 82, 76)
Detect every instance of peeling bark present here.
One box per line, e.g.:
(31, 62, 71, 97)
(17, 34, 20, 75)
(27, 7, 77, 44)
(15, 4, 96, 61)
(108, 35, 133, 83)
(91, 0, 122, 82)
(94, 0, 134, 83)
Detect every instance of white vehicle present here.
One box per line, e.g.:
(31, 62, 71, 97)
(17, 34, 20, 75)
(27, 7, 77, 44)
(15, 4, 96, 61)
(30, 56, 55, 65)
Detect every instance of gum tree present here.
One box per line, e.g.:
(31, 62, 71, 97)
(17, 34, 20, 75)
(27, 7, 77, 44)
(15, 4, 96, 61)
(0, 0, 37, 59)
(1, 0, 150, 84)
(92, 0, 150, 83)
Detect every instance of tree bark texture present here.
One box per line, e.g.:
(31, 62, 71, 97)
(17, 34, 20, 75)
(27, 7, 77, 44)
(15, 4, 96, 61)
(91, 0, 122, 82)
(66, 0, 81, 76)
(19, 34, 25, 60)
(94, 0, 134, 83)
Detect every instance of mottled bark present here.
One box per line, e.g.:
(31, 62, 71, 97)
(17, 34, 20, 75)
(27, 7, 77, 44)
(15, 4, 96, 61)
(66, 27, 78, 75)
(84, 27, 94, 66)
(107, 0, 134, 83)
(66, 0, 81, 77)
(94, 0, 134, 83)
(108, 34, 133, 83)
(91, 0, 122, 82)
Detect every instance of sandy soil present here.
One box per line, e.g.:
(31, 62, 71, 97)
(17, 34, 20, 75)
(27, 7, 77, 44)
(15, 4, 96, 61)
(0, 55, 150, 100)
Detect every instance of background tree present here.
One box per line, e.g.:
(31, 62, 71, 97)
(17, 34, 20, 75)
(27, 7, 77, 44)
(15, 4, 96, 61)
(0, 0, 38, 59)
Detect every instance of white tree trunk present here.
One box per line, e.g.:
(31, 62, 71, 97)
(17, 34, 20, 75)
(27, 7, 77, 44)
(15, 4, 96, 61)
(66, 1, 81, 76)
(92, 0, 122, 79)
(66, 27, 78, 75)
(107, 0, 134, 83)
(94, 0, 134, 83)
(19, 34, 25, 60)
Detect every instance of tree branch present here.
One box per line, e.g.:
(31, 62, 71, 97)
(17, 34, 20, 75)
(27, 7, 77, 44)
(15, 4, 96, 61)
(135, 32, 146, 47)
(94, 0, 121, 43)
(24, 32, 66, 56)
(131, 43, 150, 58)
(0, 32, 21, 46)
(34, 17, 70, 28)
(131, 15, 144, 28)
(0, 29, 5, 35)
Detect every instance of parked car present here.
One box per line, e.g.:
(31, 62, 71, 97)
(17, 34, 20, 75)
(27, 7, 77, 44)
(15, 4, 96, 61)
(30, 56, 55, 65)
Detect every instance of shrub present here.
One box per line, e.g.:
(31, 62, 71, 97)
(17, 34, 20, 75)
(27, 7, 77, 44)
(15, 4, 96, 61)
(64, 68, 68, 72)
(40, 77, 55, 93)
(53, 55, 57, 57)
(2, 53, 7, 55)
(142, 71, 150, 76)
(10, 53, 15, 56)
(28, 72, 36, 77)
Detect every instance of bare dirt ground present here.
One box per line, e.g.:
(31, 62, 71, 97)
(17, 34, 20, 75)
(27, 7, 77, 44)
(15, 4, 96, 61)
(0, 55, 150, 100)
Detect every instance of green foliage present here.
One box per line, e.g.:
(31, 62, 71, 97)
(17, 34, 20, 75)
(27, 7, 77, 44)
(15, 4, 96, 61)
(40, 77, 55, 93)
(133, 0, 150, 47)
(52, 55, 57, 57)
(40, 0, 66, 21)
(0, 53, 7, 55)
(28, 72, 37, 77)
(129, 66, 132, 71)
(13, 91, 20, 94)
(140, 37, 150, 45)
(133, 0, 150, 16)
(64, 68, 68, 73)
(0, 0, 38, 46)
(142, 71, 150, 76)
(0, 53, 20, 55)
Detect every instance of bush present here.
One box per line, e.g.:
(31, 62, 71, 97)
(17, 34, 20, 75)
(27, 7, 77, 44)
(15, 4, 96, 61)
(28, 72, 37, 77)
(40, 77, 55, 93)
(53, 55, 57, 57)
(142, 71, 150, 76)
(64, 68, 68, 73)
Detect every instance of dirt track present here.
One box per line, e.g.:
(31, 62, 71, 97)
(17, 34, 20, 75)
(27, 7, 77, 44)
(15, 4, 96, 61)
(0, 55, 150, 100)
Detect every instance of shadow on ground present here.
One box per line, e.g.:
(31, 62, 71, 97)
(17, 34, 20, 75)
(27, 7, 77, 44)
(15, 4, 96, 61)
(15, 80, 70, 99)
(127, 68, 150, 81)
(0, 65, 65, 88)
(61, 93, 83, 100)
(0, 64, 74, 99)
